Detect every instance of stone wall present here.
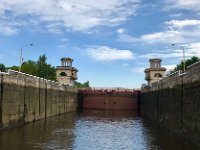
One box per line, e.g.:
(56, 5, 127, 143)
(0, 70, 77, 129)
(140, 61, 200, 144)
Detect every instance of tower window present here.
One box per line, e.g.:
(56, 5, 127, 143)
(154, 73, 162, 77)
(60, 72, 67, 76)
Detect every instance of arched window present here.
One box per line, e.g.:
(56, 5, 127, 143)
(154, 73, 162, 77)
(60, 72, 67, 76)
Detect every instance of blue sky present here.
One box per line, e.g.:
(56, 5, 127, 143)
(0, 0, 200, 88)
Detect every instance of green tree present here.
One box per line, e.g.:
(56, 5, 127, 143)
(172, 56, 200, 72)
(82, 81, 90, 87)
(36, 54, 56, 80)
(74, 81, 90, 88)
(8, 65, 20, 71)
(21, 60, 37, 75)
(0, 64, 6, 72)
(5, 54, 56, 81)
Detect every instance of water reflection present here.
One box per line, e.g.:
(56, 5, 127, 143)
(141, 118, 198, 150)
(74, 110, 147, 150)
(0, 110, 198, 150)
(0, 113, 76, 150)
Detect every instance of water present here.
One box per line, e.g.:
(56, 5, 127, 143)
(0, 110, 198, 150)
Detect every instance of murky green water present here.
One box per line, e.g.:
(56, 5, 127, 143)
(0, 110, 198, 150)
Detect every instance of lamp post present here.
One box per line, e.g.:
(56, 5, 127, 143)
(19, 44, 33, 72)
(171, 44, 186, 72)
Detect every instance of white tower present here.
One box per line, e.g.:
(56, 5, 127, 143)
(56, 58, 78, 86)
(144, 58, 166, 85)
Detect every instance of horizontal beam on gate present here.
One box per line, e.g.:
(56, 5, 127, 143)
(79, 87, 140, 94)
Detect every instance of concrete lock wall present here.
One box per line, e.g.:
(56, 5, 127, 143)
(0, 70, 77, 129)
(140, 61, 200, 145)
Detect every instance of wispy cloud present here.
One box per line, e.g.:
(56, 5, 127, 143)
(139, 42, 200, 59)
(186, 42, 200, 56)
(83, 46, 134, 61)
(117, 28, 127, 34)
(0, 0, 141, 35)
(118, 30, 182, 44)
(118, 19, 200, 44)
(139, 50, 182, 59)
(169, 13, 182, 18)
(165, 19, 200, 28)
(164, 0, 200, 15)
(0, 26, 19, 36)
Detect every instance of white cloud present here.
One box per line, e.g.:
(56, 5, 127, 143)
(83, 46, 134, 61)
(141, 30, 182, 44)
(139, 50, 182, 59)
(166, 20, 200, 28)
(165, 0, 200, 14)
(0, 0, 141, 35)
(163, 64, 176, 71)
(118, 19, 200, 44)
(138, 42, 200, 60)
(0, 19, 23, 36)
(169, 13, 182, 18)
(0, 26, 19, 36)
(117, 28, 126, 34)
(118, 30, 182, 44)
(185, 42, 200, 57)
